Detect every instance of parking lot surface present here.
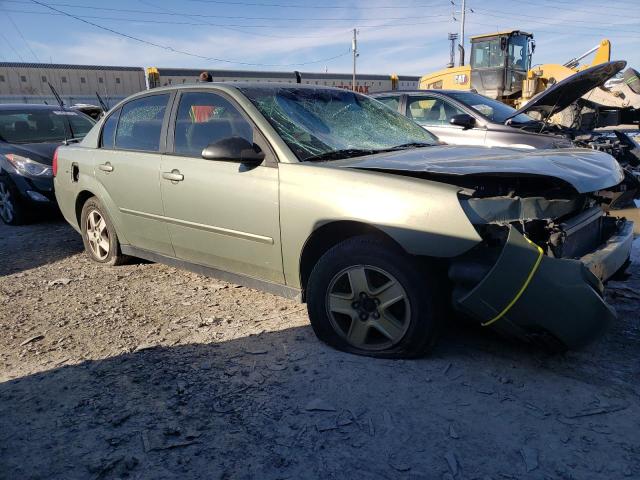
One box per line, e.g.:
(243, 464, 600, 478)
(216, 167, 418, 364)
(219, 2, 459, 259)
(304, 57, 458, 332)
(1, 220, 639, 479)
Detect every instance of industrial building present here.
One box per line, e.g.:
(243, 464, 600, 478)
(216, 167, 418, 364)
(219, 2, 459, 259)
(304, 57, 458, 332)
(0, 62, 146, 106)
(0, 62, 420, 107)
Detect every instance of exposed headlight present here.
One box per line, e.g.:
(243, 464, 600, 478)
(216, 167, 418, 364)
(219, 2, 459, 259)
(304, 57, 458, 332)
(4, 154, 53, 177)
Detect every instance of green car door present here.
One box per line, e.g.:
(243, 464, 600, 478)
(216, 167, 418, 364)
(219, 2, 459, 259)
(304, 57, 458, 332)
(159, 90, 283, 283)
(94, 93, 174, 256)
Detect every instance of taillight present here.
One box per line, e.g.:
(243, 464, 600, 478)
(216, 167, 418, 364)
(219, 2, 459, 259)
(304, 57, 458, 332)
(52, 147, 59, 177)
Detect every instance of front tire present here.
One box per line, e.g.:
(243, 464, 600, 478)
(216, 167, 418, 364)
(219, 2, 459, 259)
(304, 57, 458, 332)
(306, 235, 444, 358)
(80, 197, 127, 266)
(0, 178, 29, 225)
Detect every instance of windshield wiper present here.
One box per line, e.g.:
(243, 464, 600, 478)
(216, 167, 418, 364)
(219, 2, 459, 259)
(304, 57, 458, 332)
(304, 143, 433, 162)
(383, 142, 433, 151)
(304, 148, 380, 162)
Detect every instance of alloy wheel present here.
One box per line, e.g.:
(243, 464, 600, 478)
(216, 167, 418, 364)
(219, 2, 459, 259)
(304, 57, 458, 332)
(0, 182, 14, 224)
(325, 265, 411, 351)
(86, 209, 110, 260)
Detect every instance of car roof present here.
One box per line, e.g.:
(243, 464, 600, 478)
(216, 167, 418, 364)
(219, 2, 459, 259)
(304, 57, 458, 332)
(142, 81, 355, 95)
(0, 103, 69, 111)
(370, 90, 470, 97)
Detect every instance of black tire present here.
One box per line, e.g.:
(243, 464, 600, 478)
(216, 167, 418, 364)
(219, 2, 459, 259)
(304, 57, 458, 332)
(80, 196, 128, 266)
(0, 178, 29, 226)
(306, 235, 444, 358)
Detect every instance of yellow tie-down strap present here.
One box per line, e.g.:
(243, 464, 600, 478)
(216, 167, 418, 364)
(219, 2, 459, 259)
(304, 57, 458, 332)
(481, 237, 545, 327)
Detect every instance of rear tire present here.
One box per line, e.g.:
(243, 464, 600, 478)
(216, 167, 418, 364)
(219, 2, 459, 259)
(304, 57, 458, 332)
(0, 178, 29, 226)
(80, 197, 128, 266)
(306, 235, 444, 358)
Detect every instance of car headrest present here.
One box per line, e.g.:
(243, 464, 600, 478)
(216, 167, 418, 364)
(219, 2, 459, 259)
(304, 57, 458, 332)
(13, 121, 31, 135)
(187, 119, 233, 153)
(34, 116, 55, 133)
(425, 107, 442, 122)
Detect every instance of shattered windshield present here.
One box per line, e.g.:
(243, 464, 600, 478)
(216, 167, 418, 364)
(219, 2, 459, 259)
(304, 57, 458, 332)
(238, 86, 437, 161)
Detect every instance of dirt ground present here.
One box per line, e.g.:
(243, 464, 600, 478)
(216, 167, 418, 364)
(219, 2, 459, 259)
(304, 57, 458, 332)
(1, 219, 639, 480)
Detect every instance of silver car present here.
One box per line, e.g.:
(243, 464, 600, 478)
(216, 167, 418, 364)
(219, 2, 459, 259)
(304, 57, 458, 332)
(371, 90, 572, 149)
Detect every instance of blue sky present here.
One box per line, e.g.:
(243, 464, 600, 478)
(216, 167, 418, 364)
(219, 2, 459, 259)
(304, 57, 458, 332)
(0, 0, 638, 76)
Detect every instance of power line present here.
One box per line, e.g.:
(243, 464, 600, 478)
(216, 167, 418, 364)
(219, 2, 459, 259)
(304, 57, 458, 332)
(134, 0, 345, 40)
(471, 7, 640, 33)
(6, 0, 452, 21)
(2, 11, 55, 96)
(0, 30, 27, 62)
(28, 0, 354, 67)
(136, 0, 313, 40)
(10, 6, 640, 43)
(467, 22, 640, 41)
(4, 8, 354, 35)
(9, 0, 453, 8)
(7, 8, 459, 30)
(16, 0, 638, 36)
(4, 11, 42, 62)
(186, 0, 450, 10)
(502, 0, 640, 21)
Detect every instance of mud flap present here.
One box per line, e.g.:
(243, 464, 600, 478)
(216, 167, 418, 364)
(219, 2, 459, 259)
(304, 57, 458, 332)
(456, 226, 616, 349)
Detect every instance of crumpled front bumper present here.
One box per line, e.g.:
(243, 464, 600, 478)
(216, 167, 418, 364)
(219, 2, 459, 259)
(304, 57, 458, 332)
(452, 221, 634, 349)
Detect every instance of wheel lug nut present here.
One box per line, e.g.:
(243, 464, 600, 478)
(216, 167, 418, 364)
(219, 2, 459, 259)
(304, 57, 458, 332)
(359, 292, 367, 299)
(359, 313, 368, 321)
(372, 312, 380, 319)
(374, 298, 380, 305)
(351, 301, 360, 309)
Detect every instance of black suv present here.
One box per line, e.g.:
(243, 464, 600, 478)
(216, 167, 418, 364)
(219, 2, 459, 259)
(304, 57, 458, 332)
(0, 104, 95, 225)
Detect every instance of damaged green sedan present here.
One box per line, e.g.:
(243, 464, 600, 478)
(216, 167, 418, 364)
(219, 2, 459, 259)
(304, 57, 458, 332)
(54, 84, 634, 357)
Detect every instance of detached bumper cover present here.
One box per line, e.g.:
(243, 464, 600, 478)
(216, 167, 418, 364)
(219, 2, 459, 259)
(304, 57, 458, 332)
(455, 222, 633, 349)
(581, 220, 634, 281)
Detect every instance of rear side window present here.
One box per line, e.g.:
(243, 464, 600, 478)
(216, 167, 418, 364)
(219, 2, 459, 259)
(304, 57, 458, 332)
(100, 109, 119, 149)
(173, 91, 253, 156)
(115, 94, 169, 152)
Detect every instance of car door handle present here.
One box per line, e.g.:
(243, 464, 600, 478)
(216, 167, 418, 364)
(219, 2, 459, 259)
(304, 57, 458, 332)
(162, 170, 184, 182)
(98, 162, 113, 172)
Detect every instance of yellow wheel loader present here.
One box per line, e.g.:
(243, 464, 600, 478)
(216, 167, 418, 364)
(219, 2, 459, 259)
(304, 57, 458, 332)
(419, 30, 640, 129)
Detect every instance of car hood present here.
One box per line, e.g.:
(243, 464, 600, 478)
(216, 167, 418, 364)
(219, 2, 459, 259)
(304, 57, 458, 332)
(330, 145, 623, 193)
(0, 142, 59, 165)
(509, 60, 626, 121)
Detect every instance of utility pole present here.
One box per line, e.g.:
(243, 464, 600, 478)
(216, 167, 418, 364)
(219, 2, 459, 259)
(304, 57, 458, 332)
(460, 0, 466, 52)
(459, 0, 466, 66)
(352, 28, 358, 91)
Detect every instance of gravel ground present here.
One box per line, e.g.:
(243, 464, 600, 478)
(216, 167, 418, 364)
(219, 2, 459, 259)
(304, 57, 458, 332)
(1, 219, 639, 480)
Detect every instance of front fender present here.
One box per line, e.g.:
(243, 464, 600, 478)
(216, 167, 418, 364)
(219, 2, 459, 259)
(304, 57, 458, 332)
(279, 163, 481, 288)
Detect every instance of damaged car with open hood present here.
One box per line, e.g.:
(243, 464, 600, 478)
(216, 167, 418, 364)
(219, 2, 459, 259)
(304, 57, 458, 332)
(54, 84, 634, 358)
(372, 61, 640, 207)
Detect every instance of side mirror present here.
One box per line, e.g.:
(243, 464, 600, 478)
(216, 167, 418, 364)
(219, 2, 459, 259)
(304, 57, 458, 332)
(449, 113, 476, 130)
(201, 137, 265, 165)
